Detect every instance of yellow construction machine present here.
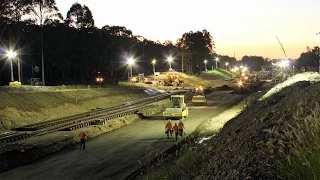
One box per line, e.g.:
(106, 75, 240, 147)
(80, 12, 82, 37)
(154, 71, 184, 86)
(163, 95, 189, 120)
(192, 86, 207, 105)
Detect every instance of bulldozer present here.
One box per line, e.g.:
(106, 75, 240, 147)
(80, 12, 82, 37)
(163, 95, 188, 120)
(192, 86, 207, 105)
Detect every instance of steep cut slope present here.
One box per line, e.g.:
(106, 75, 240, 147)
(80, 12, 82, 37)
(195, 80, 319, 179)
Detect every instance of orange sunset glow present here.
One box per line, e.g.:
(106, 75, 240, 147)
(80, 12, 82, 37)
(56, 0, 320, 59)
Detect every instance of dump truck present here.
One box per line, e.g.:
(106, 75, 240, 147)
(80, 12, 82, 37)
(163, 95, 188, 120)
(192, 86, 207, 105)
(154, 71, 184, 86)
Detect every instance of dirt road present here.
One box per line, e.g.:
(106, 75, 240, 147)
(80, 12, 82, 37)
(0, 91, 244, 180)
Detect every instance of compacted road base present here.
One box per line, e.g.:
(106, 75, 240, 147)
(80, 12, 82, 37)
(0, 91, 244, 180)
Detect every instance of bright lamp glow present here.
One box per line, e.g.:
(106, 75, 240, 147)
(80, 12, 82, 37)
(243, 67, 248, 71)
(167, 57, 173, 62)
(96, 77, 104, 82)
(152, 59, 156, 64)
(7, 51, 17, 59)
(215, 57, 219, 61)
(225, 62, 229, 66)
(204, 60, 207, 63)
(280, 60, 289, 67)
(127, 58, 134, 65)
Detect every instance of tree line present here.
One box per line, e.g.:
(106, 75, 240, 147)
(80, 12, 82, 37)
(0, 0, 317, 85)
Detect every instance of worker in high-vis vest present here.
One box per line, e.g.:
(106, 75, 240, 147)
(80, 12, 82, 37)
(178, 120, 185, 137)
(165, 120, 173, 138)
(79, 131, 87, 150)
(172, 123, 179, 140)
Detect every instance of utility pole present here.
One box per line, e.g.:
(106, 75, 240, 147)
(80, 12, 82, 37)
(41, 25, 45, 85)
(317, 32, 320, 73)
(18, 59, 21, 82)
(10, 59, 14, 82)
(181, 53, 184, 72)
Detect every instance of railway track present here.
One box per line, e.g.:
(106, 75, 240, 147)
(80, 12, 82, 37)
(0, 90, 189, 144)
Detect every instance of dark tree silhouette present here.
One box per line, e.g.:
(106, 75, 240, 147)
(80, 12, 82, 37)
(23, 0, 62, 85)
(65, 3, 95, 29)
(176, 30, 215, 74)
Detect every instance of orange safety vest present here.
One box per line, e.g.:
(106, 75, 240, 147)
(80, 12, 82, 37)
(173, 125, 179, 132)
(178, 122, 184, 130)
(79, 132, 86, 139)
(166, 122, 173, 130)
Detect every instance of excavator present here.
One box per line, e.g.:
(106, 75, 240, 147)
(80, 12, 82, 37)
(192, 86, 207, 105)
(163, 95, 189, 120)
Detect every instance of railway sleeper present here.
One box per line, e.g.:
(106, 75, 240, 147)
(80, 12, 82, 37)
(0, 134, 28, 144)
(14, 127, 38, 131)
(92, 112, 136, 125)
(59, 122, 92, 131)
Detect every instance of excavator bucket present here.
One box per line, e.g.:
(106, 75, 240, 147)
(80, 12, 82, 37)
(192, 95, 207, 105)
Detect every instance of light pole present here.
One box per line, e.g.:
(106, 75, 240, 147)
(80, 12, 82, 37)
(215, 57, 219, 69)
(6, 51, 17, 82)
(316, 32, 320, 73)
(152, 59, 156, 74)
(167, 57, 173, 71)
(280, 60, 289, 81)
(204, 59, 208, 71)
(127, 58, 134, 79)
(225, 62, 229, 70)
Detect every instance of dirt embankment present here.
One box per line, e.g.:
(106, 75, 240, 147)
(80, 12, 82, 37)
(192, 81, 317, 179)
(0, 86, 149, 130)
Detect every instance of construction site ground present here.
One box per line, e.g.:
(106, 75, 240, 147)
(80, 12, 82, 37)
(142, 72, 320, 180)
(0, 90, 246, 180)
(0, 99, 171, 172)
(124, 71, 233, 90)
(0, 71, 236, 177)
